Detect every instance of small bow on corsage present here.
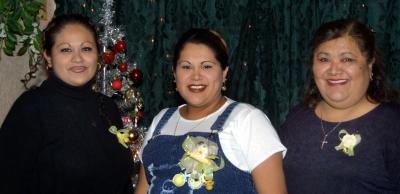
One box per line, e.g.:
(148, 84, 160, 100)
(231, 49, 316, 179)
(335, 129, 361, 156)
(108, 126, 130, 148)
(172, 136, 225, 190)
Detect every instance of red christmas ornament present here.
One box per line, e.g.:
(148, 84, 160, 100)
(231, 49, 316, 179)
(118, 63, 128, 72)
(111, 79, 123, 90)
(102, 51, 115, 64)
(130, 68, 143, 86)
(135, 111, 144, 123)
(115, 40, 127, 53)
(121, 116, 132, 126)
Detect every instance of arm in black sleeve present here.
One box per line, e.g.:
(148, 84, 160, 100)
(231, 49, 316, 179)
(0, 92, 43, 194)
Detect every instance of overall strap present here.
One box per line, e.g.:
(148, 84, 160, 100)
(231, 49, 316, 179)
(211, 102, 239, 131)
(152, 107, 178, 137)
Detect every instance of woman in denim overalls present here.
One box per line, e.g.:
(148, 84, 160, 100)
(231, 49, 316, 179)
(135, 29, 287, 194)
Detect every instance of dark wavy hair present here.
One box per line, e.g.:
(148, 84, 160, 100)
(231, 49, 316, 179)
(304, 19, 398, 107)
(172, 28, 229, 71)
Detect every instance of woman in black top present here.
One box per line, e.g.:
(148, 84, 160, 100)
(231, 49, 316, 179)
(0, 14, 134, 194)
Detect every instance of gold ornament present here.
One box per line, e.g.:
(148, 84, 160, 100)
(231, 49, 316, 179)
(128, 128, 139, 143)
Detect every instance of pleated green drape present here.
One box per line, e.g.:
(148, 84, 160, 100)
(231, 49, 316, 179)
(55, 0, 400, 128)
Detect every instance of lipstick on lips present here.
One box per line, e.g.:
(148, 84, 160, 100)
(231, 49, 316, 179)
(188, 84, 206, 92)
(69, 66, 88, 73)
(327, 79, 347, 86)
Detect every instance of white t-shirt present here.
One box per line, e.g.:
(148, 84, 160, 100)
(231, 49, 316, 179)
(141, 98, 286, 173)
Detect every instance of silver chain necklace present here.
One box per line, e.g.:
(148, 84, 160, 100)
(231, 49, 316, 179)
(319, 113, 342, 150)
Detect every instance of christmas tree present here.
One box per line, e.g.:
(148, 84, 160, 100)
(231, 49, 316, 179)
(96, 0, 145, 185)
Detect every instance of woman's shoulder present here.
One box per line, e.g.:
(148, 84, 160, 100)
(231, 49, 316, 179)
(146, 107, 177, 134)
(95, 92, 117, 105)
(2, 88, 43, 127)
(12, 87, 43, 107)
(14, 79, 60, 104)
(371, 102, 400, 123)
(225, 100, 274, 128)
(379, 102, 400, 114)
(233, 102, 256, 112)
(229, 99, 261, 115)
(289, 103, 310, 114)
(151, 107, 177, 123)
(287, 103, 310, 116)
(282, 103, 312, 126)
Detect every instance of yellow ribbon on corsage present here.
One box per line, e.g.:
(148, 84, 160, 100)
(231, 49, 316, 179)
(108, 126, 130, 148)
(172, 136, 224, 191)
(335, 129, 361, 156)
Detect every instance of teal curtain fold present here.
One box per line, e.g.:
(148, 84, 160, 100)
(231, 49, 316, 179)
(54, 0, 400, 128)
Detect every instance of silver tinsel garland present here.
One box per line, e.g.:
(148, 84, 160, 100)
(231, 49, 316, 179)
(96, 0, 146, 163)
(98, 0, 125, 47)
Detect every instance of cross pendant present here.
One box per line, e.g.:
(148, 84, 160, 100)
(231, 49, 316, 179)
(320, 135, 328, 150)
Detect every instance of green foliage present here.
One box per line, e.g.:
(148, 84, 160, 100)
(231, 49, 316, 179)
(0, 0, 42, 65)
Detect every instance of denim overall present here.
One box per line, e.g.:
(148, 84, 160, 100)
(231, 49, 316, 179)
(142, 102, 257, 194)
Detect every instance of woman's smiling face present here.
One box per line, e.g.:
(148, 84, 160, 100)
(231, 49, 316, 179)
(44, 23, 98, 86)
(312, 36, 373, 109)
(174, 43, 228, 109)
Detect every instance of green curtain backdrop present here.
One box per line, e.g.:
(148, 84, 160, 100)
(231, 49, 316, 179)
(54, 0, 400, 128)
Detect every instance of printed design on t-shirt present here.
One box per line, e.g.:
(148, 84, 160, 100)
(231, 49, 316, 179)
(335, 129, 361, 156)
(172, 136, 225, 191)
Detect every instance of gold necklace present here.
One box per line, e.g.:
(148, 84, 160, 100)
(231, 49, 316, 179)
(319, 113, 342, 150)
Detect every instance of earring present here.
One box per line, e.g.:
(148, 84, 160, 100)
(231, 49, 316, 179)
(173, 79, 178, 91)
(97, 62, 102, 70)
(369, 72, 374, 81)
(222, 79, 227, 91)
(46, 63, 52, 70)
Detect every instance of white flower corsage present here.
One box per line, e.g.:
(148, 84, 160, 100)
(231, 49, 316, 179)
(172, 136, 225, 191)
(335, 129, 361, 156)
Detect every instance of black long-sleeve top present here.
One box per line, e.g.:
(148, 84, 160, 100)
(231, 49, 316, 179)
(0, 74, 134, 194)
